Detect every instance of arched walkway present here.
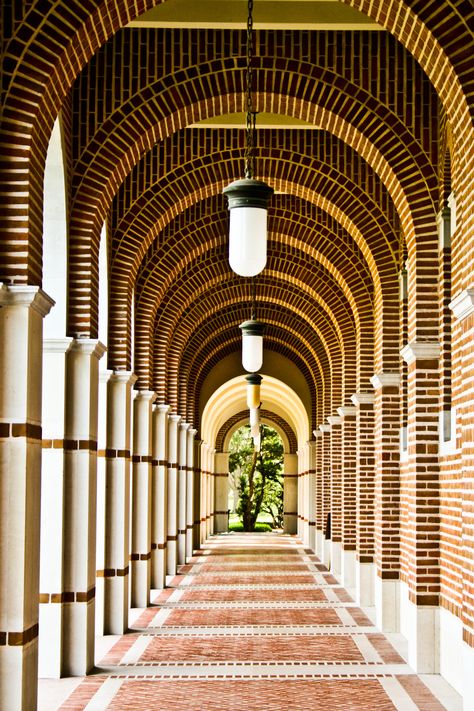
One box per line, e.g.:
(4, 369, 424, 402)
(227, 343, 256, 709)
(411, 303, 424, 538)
(39, 532, 459, 710)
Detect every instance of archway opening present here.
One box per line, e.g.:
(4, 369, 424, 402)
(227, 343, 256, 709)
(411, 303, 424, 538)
(228, 424, 284, 533)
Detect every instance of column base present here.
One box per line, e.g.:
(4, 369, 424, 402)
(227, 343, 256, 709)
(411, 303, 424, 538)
(315, 530, 324, 560)
(39, 604, 62, 678)
(400, 582, 439, 673)
(151, 548, 166, 589)
(214, 513, 228, 533)
(375, 576, 400, 632)
(330, 541, 342, 579)
(0, 644, 38, 710)
(62, 601, 95, 676)
(166, 540, 178, 576)
(341, 549, 356, 589)
(104, 576, 128, 635)
(283, 514, 297, 535)
(130, 560, 150, 609)
(462, 640, 474, 709)
(323, 537, 331, 569)
(356, 560, 375, 607)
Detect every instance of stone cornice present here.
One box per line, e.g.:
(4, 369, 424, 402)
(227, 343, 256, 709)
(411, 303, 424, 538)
(370, 372, 400, 390)
(350, 392, 374, 406)
(400, 342, 440, 365)
(450, 288, 474, 322)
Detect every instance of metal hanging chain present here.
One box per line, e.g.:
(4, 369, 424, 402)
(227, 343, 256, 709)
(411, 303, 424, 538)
(245, 0, 255, 179)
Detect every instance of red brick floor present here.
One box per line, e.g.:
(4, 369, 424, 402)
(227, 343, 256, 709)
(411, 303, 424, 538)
(53, 533, 451, 710)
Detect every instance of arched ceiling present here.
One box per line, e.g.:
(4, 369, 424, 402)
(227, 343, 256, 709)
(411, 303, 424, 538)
(29, 2, 460, 436)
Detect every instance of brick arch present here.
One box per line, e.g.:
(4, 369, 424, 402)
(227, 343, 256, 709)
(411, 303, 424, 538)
(151, 280, 353, 413)
(132, 199, 374, 386)
(1, 0, 168, 285)
(186, 336, 321, 431)
(215, 411, 298, 454)
(70, 61, 435, 337)
(2, 2, 471, 290)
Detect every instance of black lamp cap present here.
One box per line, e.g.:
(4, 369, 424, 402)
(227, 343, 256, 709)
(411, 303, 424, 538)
(223, 178, 274, 210)
(245, 373, 262, 385)
(240, 319, 264, 336)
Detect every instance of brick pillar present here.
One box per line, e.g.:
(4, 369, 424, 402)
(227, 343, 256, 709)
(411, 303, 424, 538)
(313, 430, 324, 559)
(62, 338, 106, 675)
(328, 415, 343, 578)
(102, 371, 135, 633)
(450, 289, 474, 703)
(130, 390, 156, 608)
(166, 413, 181, 576)
(337, 406, 357, 589)
(319, 424, 331, 568)
(151, 404, 170, 590)
(177, 421, 190, 565)
(283, 453, 298, 534)
(39, 338, 73, 678)
(0, 286, 53, 711)
(371, 373, 401, 632)
(400, 342, 440, 672)
(351, 393, 375, 606)
(186, 428, 198, 559)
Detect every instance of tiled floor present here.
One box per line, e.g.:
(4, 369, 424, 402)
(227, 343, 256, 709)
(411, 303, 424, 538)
(39, 533, 461, 710)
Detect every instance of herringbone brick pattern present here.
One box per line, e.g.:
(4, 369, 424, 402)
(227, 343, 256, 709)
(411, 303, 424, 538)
(52, 533, 452, 710)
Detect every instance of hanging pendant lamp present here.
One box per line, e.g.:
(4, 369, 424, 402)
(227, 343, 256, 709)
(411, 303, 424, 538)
(246, 373, 262, 409)
(223, 0, 273, 277)
(240, 277, 264, 372)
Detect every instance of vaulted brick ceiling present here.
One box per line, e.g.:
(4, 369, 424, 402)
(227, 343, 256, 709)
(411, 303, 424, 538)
(62, 12, 442, 432)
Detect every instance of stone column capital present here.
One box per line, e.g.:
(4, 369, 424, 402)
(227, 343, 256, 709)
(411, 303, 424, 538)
(0, 284, 55, 316)
(450, 287, 474, 321)
(70, 338, 107, 360)
(370, 372, 400, 390)
(155, 403, 171, 415)
(337, 406, 357, 417)
(110, 370, 137, 386)
(319, 424, 331, 433)
(350, 392, 374, 406)
(400, 341, 440, 365)
(134, 389, 157, 403)
(327, 416, 342, 426)
(43, 337, 74, 354)
(312, 429, 322, 438)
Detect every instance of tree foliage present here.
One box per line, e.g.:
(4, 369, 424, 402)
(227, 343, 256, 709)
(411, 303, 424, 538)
(229, 424, 284, 531)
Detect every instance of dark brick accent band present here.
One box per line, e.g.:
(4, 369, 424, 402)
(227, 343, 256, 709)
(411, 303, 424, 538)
(96, 566, 129, 578)
(132, 454, 152, 463)
(0, 423, 42, 440)
(151, 542, 167, 550)
(39, 588, 96, 604)
(130, 552, 151, 561)
(0, 623, 39, 647)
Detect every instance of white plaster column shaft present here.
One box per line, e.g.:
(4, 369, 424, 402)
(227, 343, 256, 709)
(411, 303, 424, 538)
(186, 429, 198, 559)
(0, 286, 54, 711)
(95, 368, 112, 638)
(283, 453, 298, 534)
(307, 440, 317, 552)
(130, 390, 156, 608)
(167, 414, 181, 575)
(151, 404, 170, 589)
(39, 337, 73, 678)
(62, 338, 106, 676)
(214, 452, 230, 533)
(102, 371, 136, 633)
(178, 421, 191, 565)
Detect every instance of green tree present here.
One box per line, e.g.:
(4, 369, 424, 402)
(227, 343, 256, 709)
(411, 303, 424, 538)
(229, 424, 284, 532)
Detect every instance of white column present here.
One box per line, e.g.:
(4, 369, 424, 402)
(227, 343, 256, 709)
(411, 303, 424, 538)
(39, 337, 73, 678)
(186, 428, 198, 560)
(0, 286, 54, 711)
(62, 338, 106, 676)
(151, 404, 170, 589)
(95, 369, 112, 637)
(307, 440, 316, 552)
(193, 439, 203, 549)
(199, 443, 207, 544)
(178, 421, 190, 565)
(102, 371, 135, 633)
(214, 452, 230, 532)
(208, 448, 216, 536)
(283, 453, 298, 534)
(130, 390, 155, 609)
(166, 414, 181, 576)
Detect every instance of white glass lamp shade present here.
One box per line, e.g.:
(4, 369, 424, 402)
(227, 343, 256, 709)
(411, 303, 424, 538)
(229, 207, 267, 276)
(249, 407, 260, 427)
(245, 373, 262, 410)
(250, 421, 260, 438)
(253, 433, 261, 452)
(240, 319, 264, 372)
(223, 178, 274, 277)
